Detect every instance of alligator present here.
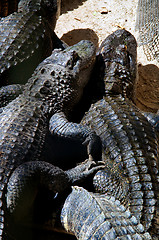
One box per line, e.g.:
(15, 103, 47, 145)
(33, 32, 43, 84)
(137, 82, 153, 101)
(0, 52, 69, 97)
(0, 0, 64, 87)
(82, 29, 159, 239)
(49, 29, 159, 239)
(0, 0, 19, 17)
(0, 39, 102, 239)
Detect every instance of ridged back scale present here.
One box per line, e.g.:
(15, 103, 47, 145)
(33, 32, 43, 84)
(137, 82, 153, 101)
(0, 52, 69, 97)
(81, 29, 159, 237)
(0, 0, 60, 86)
(0, 40, 96, 239)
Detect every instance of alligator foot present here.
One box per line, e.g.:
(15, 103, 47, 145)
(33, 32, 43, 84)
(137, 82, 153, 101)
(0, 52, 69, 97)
(66, 158, 105, 184)
(49, 112, 102, 163)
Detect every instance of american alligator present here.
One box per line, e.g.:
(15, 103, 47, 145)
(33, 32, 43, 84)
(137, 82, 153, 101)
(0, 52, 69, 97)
(50, 29, 159, 239)
(0, 40, 102, 239)
(82, 29, 159, 239)
(0, 0, 64, 87)
(0, 0, 19, 17)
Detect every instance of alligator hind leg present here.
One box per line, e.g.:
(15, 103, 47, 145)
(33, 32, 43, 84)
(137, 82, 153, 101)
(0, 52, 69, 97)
(49, 112, 102, 163)
(0, 84, 24, 108)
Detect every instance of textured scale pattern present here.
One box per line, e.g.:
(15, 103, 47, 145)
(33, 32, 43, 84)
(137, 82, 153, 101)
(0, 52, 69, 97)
(0, 84, 23, 108)
(0, 40, 95, 239)
(81, 95, 159, 233)
(0, 0, 59, 86)
(136, 0, 159, 62)
(61, 186, 151, 239)
(7, 161, 69, 216)
(80, 29, 159, 238)
(81, 83, 159, 239)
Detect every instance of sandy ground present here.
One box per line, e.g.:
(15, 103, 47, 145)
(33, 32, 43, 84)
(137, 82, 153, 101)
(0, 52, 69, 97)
(55, 0, 159, 112)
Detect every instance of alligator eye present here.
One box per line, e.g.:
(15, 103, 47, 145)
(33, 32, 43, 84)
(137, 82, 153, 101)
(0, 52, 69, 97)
(72, 51, 79, 61)
(101, 45, 111, 54)
(118, 44, 127, 52)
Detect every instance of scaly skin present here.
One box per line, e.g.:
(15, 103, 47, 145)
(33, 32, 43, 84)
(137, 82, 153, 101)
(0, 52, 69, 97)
(61, 186, 151, 239)
(50, 30, 159, 239)
(81, 29, 159, 238)
(6, 160, 103, 239)
(0, 84, 23, 108)
(0, 0, 62, 86)
(0, 40, 96, 239)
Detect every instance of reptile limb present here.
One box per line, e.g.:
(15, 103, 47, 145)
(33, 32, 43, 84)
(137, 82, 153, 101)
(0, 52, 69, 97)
(49, 112, 102, 162)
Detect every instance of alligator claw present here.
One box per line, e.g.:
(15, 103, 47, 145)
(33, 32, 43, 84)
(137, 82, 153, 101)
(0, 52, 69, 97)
(66, 159, 105, 184)
(79, 158, 104, 171)
(85, 160, 105, 174)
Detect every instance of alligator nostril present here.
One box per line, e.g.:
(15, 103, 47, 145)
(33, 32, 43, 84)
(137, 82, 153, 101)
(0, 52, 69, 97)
(51, 71, 55, 76)
(41, 68, 45, 74)
(40, 86, 49, 94)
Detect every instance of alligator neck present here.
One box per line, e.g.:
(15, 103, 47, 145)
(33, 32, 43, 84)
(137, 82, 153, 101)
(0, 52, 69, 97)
(104, 61, 134, 100)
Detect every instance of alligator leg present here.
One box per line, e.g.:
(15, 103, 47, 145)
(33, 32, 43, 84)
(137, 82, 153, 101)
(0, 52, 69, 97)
(49, 112, 102, 162)
(6, 161, 104, 228)
(0, 84, 24, 108)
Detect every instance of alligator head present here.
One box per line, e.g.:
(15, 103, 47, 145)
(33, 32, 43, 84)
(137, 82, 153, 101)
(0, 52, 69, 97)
(97, 29, 137, 99)
(28, 40, 96, 114)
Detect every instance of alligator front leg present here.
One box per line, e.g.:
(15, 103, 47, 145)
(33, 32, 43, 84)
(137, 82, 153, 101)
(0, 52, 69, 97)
(0, 84, 23, 108)
(6, 160, 104, 236)
(49, 112, 102, 162)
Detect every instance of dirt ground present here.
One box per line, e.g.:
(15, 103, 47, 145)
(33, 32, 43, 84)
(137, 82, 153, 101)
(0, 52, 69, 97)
(55, 0, 159, 113)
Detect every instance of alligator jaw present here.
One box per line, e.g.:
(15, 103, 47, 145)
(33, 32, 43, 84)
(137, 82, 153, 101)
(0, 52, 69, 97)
(65, 40, 96, 88)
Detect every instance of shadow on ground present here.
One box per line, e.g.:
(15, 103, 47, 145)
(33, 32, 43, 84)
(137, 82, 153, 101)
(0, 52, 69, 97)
(135, 64, 159, 112)
(61, 28, 99, 48)
(61, 0, 87, 14)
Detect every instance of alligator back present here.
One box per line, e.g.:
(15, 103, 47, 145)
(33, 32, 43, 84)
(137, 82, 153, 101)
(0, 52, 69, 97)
(81, 29, 159, 238)
(0, 94, 49, 238)
(0, 0, 60, 86)
(0, 39, 96, 239)
(81, 95, 159, 235)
